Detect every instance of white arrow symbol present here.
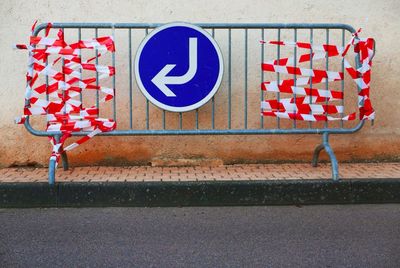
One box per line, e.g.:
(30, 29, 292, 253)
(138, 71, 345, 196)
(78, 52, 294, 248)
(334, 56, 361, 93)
(151, 37, 198, 97)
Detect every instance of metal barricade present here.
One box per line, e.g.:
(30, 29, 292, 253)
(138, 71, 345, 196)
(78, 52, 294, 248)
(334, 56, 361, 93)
(24, 23, 372, 183)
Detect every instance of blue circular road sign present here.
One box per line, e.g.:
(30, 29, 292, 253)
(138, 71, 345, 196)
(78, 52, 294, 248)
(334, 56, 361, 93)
(134, 22, 224, 112)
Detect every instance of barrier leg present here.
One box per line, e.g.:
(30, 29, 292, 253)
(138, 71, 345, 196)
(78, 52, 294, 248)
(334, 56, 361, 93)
(48, 157, 56, 185)
(312, 144, 325, 167)
(323, 133, 339, 181)
(48, 134, 62, 185)
(61, 151, 69, 171)
(311, 132, 339, 181)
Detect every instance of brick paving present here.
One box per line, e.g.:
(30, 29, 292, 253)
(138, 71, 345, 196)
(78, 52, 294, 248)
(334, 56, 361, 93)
(0, 162, 399, 183)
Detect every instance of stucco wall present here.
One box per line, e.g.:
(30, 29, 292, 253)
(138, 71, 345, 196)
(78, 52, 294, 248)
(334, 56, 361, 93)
(0, 0, 399, 167)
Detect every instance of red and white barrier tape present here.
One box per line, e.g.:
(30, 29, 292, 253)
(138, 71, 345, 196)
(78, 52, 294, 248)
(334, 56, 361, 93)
(15, 21, 116, 166)
(261, 29, 375, 122)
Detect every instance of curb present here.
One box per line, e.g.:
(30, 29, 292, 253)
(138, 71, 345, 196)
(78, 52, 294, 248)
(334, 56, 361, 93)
(0, 179, 399, 208)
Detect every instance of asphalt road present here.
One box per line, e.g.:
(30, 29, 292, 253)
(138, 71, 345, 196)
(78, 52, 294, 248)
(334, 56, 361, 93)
(0, 205, 399, 267)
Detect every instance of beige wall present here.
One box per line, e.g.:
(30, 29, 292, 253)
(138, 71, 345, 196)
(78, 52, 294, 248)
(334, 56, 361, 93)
(0, 0, 399, 167)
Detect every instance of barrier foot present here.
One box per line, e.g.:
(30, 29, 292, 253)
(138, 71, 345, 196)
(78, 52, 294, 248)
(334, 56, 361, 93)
(312, 144, 325, 167)
(48, 158, 56, 185)
(311, 132, 339, 181)
(61, 151, 69, 171)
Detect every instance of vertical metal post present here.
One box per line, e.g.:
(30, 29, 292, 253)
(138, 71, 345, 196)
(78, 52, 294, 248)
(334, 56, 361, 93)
(129, 28, 133, 129)
(95, 28, 99, 112)
(325, 29, 329, 128)
(45, 37, 49, 103)
(276, 29, 281, 129)
(211, 28, 215, 129)
(260, 28, 264, 128)
(77, 28, 83, 137)
(309, 29, 313, 128)
(244, 28, 248, 129)
(145, 28, 149, 130)
(195, 109, 199, 129)
(163, 111, 166, 129)
(293, 29, 297, 128)
(78, 28, 82, 105)
(45, 28, 49, 119)
(60, 29, 69, 172)
(112, 25, 116, 122)
(61, 28, 67, 126)
(146, 99, 149, 129)
(340, 29, 345, 128)
(228, 28, 232, 129)
(179, 113, 182, 130)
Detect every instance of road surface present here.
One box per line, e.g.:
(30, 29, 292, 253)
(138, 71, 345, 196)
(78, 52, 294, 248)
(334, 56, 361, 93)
(0, 205, 399, 267)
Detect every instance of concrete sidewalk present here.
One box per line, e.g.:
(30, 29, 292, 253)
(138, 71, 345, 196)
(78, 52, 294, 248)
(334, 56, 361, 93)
(1, 162, 400, 183)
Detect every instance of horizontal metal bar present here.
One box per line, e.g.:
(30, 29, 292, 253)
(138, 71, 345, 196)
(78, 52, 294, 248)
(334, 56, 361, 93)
(33, 22, 357, 35)
(24, 117, 365, 136)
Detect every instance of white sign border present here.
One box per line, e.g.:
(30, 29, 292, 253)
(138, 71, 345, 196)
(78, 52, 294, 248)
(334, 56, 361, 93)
(134, 22, 224, 113)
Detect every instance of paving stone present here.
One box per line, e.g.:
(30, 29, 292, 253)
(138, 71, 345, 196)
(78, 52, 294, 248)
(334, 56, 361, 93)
(0, 163, 399, 182)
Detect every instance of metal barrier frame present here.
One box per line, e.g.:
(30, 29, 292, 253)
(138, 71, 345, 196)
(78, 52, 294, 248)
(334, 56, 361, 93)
(24, 23, 372, 184)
